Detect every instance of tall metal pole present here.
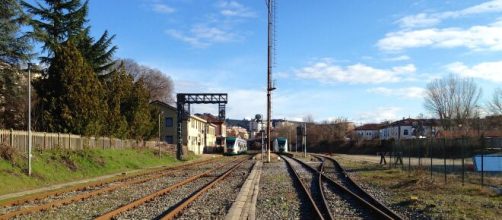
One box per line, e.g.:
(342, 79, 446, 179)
(303, 123, 307, 157)
(266, 0, 274, 163)
(261, 130, 264, 160)
(28, 63, 32, 176)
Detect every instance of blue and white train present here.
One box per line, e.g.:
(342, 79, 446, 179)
(273, 137, 288, 153)
(225, 137, 248, 155)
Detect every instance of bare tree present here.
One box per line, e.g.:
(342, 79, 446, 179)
(424, 74, 482, 130)
(303, 114, 314, 123)
(487, 88, 502, 115)
(117, 59, 174, 103)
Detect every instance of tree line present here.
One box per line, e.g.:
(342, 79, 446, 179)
(424, 74, 502, 132)
(0, 0, 174, 140)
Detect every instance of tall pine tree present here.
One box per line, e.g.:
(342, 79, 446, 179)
(35, 41, 106, 135)
(22, 0, 116, 73)
(1, 0, 31, 64)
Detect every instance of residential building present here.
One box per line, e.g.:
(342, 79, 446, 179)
(196, 113, 227, 151)
(227, 126, 249, 139)
(151, 101, 216, 155)
(379, 118, 439, 141)
(354, 124, 381, 140)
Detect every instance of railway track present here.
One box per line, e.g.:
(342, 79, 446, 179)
(280, 155, 331, 220)
(315, 154, 403, 220)
(96, 154, 254, 220)
(283, 154, 403, 220)
(0, 156, 223, 220)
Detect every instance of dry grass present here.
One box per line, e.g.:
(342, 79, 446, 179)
(334, 155, 502, 220)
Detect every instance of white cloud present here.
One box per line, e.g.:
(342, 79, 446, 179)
(398, 13, 441, 29)
(384, 55, 411, 61)
(378, 20, 502, 51)
(397, 0, 502, 28)
(152, 3, 175, 14)
(353, 107, 402, 124)
(294, 58, 416, 84)
(367, 87, 425, 99)
(446, 60, 502, 82)
(166, 25, 240, 48)
(218, 1, 256, 18)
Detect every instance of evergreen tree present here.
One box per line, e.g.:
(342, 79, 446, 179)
(21, 0, 88, 63)
(0, 63, 28, 129)
(125, 79, 155, 140)
(22, 0, 116, 72)
(0, 0, 31, 64)
(103, 65, 132, 138)
(35, 41, 106, 135)
(77, 27, 117, 74)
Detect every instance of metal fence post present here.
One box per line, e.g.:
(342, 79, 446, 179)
(481, 138, 485, 186)
(430, 138, 433, 179)
(443, 138, 447, 184)
(461, 138, 465, 186)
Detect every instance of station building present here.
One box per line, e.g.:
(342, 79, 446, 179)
(151, 101, 217, 155)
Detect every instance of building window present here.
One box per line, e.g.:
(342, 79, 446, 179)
(165, 136, 174, 144)
(165, 117, 173, 127)
(404, 129, 409, 135)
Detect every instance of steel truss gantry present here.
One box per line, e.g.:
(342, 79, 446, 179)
(176, 93, 228, 160)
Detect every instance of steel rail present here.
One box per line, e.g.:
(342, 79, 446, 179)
(288, 155, 398, 220)
(317, 158, 335, 220)
(0, 156, 219, 208)
(280, 155, 325, 220)
(158, 155, 254, 220)
(0, 157, 221, 220)
(317, 155, 403, 220)
(95, 156, 249, 220)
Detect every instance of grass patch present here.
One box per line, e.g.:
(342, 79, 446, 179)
(0, 147, 197, 195)
(334, 156, 502, 219)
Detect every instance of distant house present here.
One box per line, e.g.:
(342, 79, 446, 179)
(354, 124, 381, 140)
(150, 101, 216, 155)
(379, 118, 439, 141)
(196, 113, 227, 151)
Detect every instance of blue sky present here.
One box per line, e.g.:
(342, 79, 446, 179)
(30, 0, 502, 124)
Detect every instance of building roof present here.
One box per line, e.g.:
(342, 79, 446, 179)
(150, 100, 177, 111)
(387, 118, 439, 127)
(195, 113, 224, 124)
(355, 123, 381, 131)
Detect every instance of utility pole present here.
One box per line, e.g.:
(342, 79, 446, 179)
(266, 0, 276, 163)
(27, 63, 32, 176)
(158, 111, 163, 158)
(303, 123, 307, 158)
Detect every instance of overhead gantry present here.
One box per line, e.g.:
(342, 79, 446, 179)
(176, 93, 228, 160)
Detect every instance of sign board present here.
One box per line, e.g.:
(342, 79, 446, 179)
(472, 154, 502, 172)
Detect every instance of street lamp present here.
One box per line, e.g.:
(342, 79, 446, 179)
(27, 63, 33, 176)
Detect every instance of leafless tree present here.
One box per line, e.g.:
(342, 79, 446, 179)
(487, 88, 502, 115)
(117, 59, 174, 103)
(424, 74, 482, 130)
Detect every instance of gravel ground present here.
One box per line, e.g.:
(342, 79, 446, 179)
(291, 156, 369, 219)
(1, 159, 223, 216)
(325, 156, 426, 220)
(176, 159, 255, 219)
(256, 156, 305, 220)
(115, 156, 247, 219)
(12, 157, 234, 220)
